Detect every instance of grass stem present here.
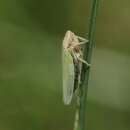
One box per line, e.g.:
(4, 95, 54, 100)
(73, 0, 99, 130)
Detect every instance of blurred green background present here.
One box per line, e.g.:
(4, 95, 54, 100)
(0, 0, 130, 130)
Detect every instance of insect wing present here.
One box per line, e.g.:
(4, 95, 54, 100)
(62, 49, 75, 105)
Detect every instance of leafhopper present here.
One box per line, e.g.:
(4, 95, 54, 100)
(62, 30, 90, 105)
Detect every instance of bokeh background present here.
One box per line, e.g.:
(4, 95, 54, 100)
(0, 0, 130, 130)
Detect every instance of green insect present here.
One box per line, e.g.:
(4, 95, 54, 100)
(62, 30, 90, 105)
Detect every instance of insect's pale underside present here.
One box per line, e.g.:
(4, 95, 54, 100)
(62, 30, 89, 105)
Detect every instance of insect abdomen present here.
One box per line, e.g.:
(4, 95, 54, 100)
(74, 61, 81, 91)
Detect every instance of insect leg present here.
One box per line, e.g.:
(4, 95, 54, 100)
(77, 36, 89, 44)
(78, 57, 91, 67)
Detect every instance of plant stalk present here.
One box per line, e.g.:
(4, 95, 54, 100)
(74, 0, 99, 130)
